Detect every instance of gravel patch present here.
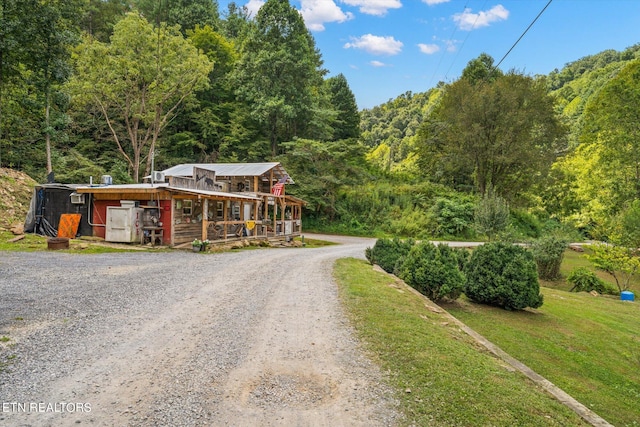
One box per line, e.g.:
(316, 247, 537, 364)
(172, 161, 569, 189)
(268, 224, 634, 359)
(0, 237, 400, 426)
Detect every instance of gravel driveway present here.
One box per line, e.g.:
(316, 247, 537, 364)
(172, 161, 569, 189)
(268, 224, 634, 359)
(0, 235, 400, 426)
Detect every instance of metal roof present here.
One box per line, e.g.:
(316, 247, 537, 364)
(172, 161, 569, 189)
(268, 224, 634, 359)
(75, 183, 261, 201)
(75, 183, 169, 192)
(159, 163, 293, 183)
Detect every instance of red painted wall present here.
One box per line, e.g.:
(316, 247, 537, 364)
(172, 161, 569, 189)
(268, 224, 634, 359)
(91, 199, 172, 245)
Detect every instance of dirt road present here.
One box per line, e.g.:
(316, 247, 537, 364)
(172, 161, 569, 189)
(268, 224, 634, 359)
(0, 235, 399, 426)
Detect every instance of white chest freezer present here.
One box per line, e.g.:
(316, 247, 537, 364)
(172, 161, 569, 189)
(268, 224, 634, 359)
(105, 206, 144, 243)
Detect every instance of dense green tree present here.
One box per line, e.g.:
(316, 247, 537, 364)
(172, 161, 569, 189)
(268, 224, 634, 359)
(220, 1, 252, 40)
(233, 0, 326, 157)
(0, 0, 27, 166)
(460, 52, 502, 83)
(135, 0, 220, 33)
(279, 138, 367, 220)
(30, 0, 82, 174)
(68, 13, 212, 182)
(325, 73, 360, 140)
(190, 25, 237, 157)
(418, 59, 566, 201)
(80, 0, 130, 42)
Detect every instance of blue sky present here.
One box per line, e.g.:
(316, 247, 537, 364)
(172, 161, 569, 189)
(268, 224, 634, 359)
(217, 1, 640, 109)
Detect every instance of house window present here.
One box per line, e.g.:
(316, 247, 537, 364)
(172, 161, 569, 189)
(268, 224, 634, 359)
(182, 200, 192, 216)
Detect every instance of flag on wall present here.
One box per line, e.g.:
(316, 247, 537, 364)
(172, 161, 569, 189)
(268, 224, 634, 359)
(271, 183, 284, 196)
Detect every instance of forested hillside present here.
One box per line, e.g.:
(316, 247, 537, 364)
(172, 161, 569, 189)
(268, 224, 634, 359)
(1, 0, 639, 241)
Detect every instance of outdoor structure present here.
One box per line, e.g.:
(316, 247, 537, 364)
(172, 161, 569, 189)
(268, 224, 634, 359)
(24, 183, 93, 238)
(39, 163, 304, 247)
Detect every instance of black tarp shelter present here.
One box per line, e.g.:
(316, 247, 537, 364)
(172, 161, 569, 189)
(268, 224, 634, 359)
(24, 184, 92, 237)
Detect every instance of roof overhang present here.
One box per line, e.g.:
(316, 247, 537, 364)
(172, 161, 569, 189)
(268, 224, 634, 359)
(167, 187, 262, 202)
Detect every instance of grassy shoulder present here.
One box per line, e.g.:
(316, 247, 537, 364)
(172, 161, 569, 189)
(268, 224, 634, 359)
(0, 231, 151, 253)
(444, 289, 640, 427)
(335, 258, 587, 426)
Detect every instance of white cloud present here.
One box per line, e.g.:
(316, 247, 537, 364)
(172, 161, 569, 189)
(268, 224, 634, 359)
(341, 0, 402, 16)
(418, 43, 440, 54)
(453, 5, 509, 31)
(300, 0, 354, 31)
(422, 0, 450, 5)
(344, 34, 403, 55)
(244, 0, 265, 17)
(444, 39, 458, 52)
(370, 60, 387, 67)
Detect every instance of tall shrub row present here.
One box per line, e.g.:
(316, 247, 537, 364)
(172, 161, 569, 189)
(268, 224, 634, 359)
(367, 239, 545, 310)
(365, 237, 415, 274)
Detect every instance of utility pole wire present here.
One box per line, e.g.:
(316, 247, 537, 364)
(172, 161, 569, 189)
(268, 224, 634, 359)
(492, 0, 554, 73)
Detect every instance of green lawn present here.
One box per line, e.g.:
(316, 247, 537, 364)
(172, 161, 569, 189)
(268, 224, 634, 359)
(445, 287, 640, 427)
(335, 258, 587, 427)
(542, 248, 640, 294)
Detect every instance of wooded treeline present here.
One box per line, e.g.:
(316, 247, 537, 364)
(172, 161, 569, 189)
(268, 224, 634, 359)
(2, 0, 640, 241)
(0, 0, 360, 182)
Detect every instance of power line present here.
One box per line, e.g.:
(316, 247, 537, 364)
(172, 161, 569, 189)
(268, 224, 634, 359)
(428, 0, 470, 87)
(444, 0, 489, 81)
(492, 0, 554, 72)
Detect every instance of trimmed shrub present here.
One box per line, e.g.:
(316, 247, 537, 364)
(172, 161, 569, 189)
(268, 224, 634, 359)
(465, 242, 543, 310)
(530, 235, 569, 280)
(365, 237, 415, 274)
(452, 247, 471, 271)
(566, 267, 618, 295)
(398, 242, 465, 301)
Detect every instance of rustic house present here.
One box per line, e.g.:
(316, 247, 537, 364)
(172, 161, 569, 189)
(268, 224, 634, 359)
(69, 162, 305, 247)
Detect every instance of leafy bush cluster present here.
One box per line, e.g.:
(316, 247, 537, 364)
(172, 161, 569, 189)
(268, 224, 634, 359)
(365, 237, 414, 274)
(530, 235, 569, 280)
(465, 242, 544, 310)
(566, 267, 617, 295)
(430, 197, 476, 238)
(368, 239, 544, 310)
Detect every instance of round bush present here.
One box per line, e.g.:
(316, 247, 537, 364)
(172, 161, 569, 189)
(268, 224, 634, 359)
(465, 242, 543, 310)
(398, 242, 465, 301)
(365, 237, 414, 274)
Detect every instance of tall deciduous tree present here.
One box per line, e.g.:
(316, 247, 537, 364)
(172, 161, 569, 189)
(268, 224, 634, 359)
(279, 138, 367, 220)
(68, 12, 212, 182)
(418, 58, 566, 201)
(135, 0, 220, 34)
(233, 0, 326, 157)
(80, 0, 130, 43)
(0, 0, 25, 166)
(30, 0, 81, 174)
(162, 24, 238, 163)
